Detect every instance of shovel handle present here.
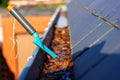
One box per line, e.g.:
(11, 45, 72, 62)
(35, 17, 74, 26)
(7, 5, 36, 35)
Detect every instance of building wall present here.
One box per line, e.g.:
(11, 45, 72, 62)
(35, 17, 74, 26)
(2, 16, 51, 79)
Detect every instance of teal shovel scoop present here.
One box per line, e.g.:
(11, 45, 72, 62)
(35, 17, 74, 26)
(7, 5, 58, 59)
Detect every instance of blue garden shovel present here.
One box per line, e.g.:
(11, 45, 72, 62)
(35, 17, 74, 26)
(7, 5, 58, 59)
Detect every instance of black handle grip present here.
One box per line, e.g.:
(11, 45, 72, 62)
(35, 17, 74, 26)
(8, 5, 36, 35)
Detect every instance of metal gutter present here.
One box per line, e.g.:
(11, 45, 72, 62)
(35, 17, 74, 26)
(19, 7, 60, 80)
